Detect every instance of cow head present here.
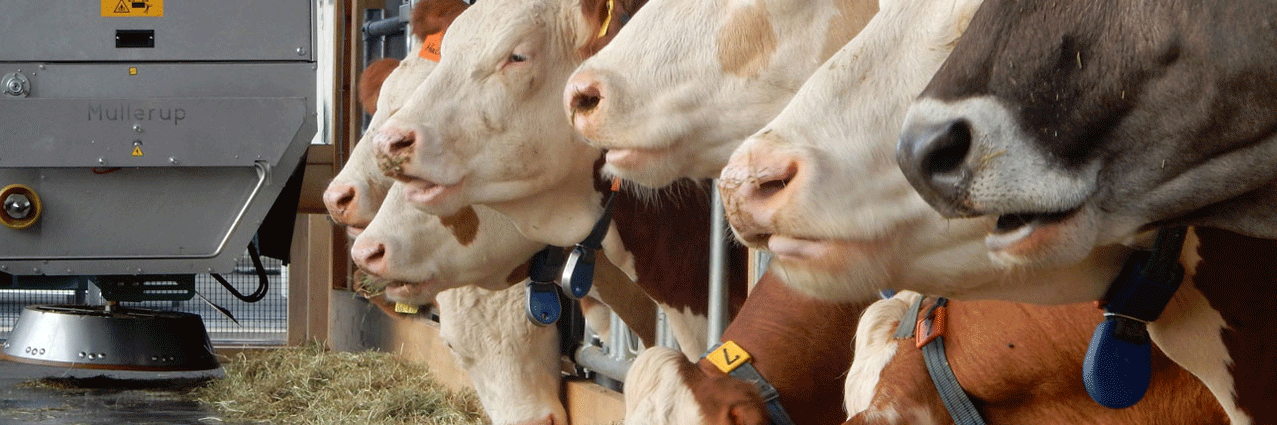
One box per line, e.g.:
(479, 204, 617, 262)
(325, 56, 438, 236)
(624, 347, 769, 425)
(897, 0, 1277, 268)
(564, 0, 877, 188)
(718, 0, 1129, 303)
(437, 286, 568, 425)
(375, 0, 640, 246)
(351, 182, 543, 305)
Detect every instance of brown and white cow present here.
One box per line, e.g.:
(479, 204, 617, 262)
(896, 0, 1277, 274)
(372, 0, 751, 360)
(625, 271, 865, 425)
(562, 0, 877, 188)
(325, 50, 439, 235)
(717, 0, 1127, 304)
(843, 290, 1227, 424)
(324, 0, 468, 234)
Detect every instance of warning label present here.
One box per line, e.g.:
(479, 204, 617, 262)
(131, 145, 144, 157)
(101, 0, 163, 17)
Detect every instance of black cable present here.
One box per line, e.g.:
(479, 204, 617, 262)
(211, 243, 270, 303)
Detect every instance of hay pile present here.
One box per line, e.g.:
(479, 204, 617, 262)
(197, 343, 488, 425)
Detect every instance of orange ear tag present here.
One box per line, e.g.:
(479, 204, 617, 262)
(419, 31, 444, 62)
(611, 177, 621, 192)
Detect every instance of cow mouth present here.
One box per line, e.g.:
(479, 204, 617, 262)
(736, 231, 839, 262)
(986, 209, 1081, 252)
(345, 226, 365, 239)
(398, 176, 459, 206)
(604, 147, 673, 170)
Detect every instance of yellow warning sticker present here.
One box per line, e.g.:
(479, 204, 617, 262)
(102, 0, 163, 17)
(706, 341, 752, 373)
(131, 145, 144, 157)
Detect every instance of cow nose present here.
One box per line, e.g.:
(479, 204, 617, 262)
(564, 70, 606, 133)
(323, 182, 358, 223)
(719, 150, 800, 238)
(897, 119, 973, 215)
(351, 237, 389, 276)
(375, 127, 416, 160)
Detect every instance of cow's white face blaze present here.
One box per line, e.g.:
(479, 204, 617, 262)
(438, 286, 567, 425)
(718, 0, 1129, 303)
(565, 0, 877, 188)
(352, 182, 543, 305)
(376, 0, 605, 246)
(325, 56, 437, 235)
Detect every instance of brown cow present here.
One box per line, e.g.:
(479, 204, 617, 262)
(626, 271, 865, 424)
(843, 291, 1228, 424)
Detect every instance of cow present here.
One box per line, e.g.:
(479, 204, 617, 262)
(354, 180, 660, 346)
(896, 0, 1277, 275)
(843, 290, 1227, 424)
(357, 58, 400, 116)
(323, 0, 463, 235)
(624, 271, 865, 425)
(371, 0, 750, 360)
(716, 0, 1126, 304)
(562, 0, 878, 188)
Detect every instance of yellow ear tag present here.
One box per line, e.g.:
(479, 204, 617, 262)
(394, 303, 419, 314)
(419, 31, 444, 62)
(597, 0, 615, 38)
(706, 341, 752, 374)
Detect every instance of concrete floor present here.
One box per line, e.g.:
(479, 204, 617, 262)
(0, 360, 244, 425)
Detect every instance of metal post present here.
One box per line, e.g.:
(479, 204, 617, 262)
(707, 183, 730, 347)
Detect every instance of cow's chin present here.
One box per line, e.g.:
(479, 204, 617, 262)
(602, 148, 681, 188)
(764, 236, 893, 303)
(383, 280, 442, 306)
(984, 204, 1100, 270)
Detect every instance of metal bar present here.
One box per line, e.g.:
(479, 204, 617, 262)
(2, 162, 270, 261)
(574, 345, 631, 383)
(361, 15, 407, 39)
(707, 183, 729, 346)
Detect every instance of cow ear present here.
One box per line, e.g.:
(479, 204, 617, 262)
(357, 58, 400, 115)
(410, 0, 470, 42)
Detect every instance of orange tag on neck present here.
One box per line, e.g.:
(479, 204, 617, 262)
(610, 177, 621, 192)
(419, 31, 443, 62)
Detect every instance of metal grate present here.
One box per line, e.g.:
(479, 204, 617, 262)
(0, 250, 288, 345)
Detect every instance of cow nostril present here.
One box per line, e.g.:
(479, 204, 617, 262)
(356, 242, 387, 270)
(753, 162, 798, 200)
(324, 184, 357, 216)
(387, 132, 416, 155)
(570, 85, 602, 114)
(334, 187, 356, 210)
(922, 120, 972, 176)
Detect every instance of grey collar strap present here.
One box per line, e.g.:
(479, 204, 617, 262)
(894, 296, 987, 425)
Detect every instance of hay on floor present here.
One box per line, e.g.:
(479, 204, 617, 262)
(196, 342, 487, 425)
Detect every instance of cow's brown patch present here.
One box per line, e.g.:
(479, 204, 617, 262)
(1192, 227, 1277, 423)
(717, 4, 777, 78)
(709, 272, 865, 425)
(577, 0, 648, 58)
(411, 0, 470, 41)
(820, 0, 878, 62)
(439, 206, 480, 246)
(681, 356, 769, 425)
(358, 58, 400, 115)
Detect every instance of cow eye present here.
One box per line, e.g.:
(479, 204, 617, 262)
(509, 53, 528, 63)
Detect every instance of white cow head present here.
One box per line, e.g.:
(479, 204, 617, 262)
(438, 286, 567, 425)
(325, 55, 438, 236)
(718, 0, 1130, 303)
(375, 0, 636, 246)
(564, 0, 877, 188)
(351, 182, 543, 305)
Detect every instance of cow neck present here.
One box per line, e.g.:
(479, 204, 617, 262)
(602, 164, 748, 317)
(1083, 227, 1187, 409)
(701, 272, 867, 425)
(1190, 227, 1277, 424)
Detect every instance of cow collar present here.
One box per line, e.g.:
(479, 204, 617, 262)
(1083, 226, 1188, 408)
(895, 296, 987, 425)
(704, 341, 798, 425)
